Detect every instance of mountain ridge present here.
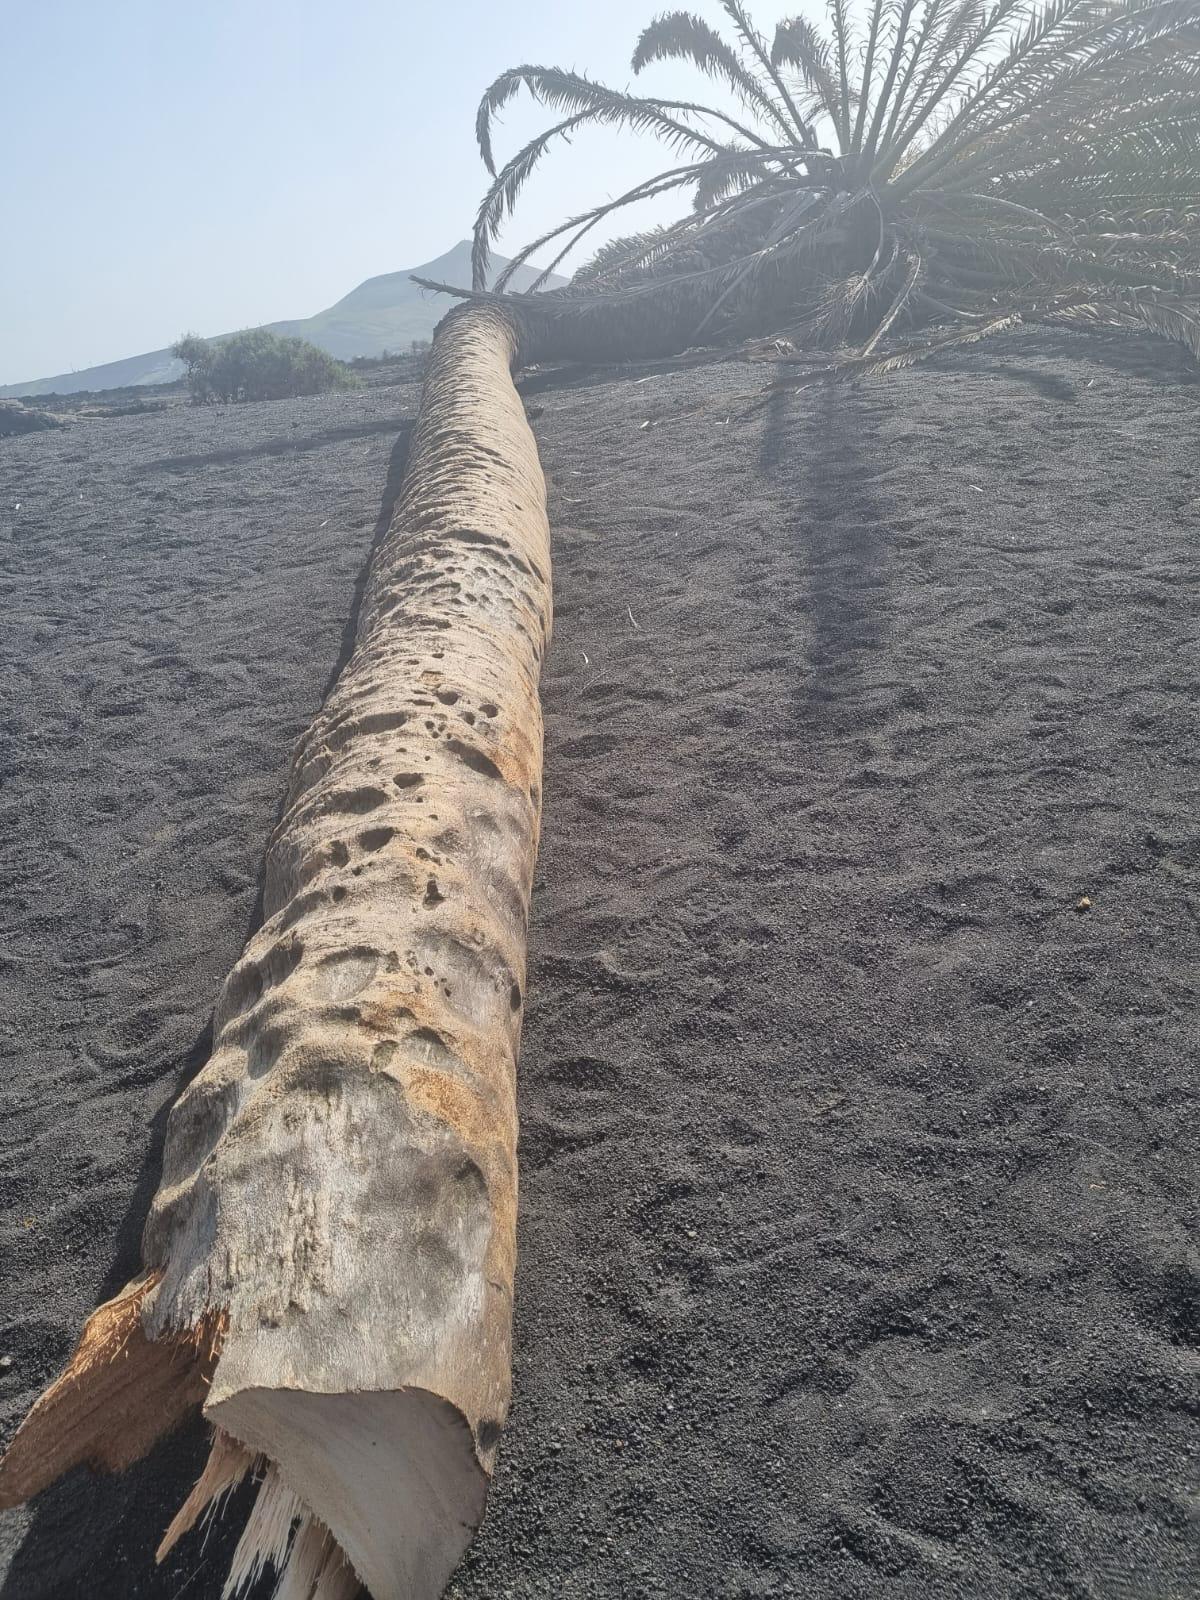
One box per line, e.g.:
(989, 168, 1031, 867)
(1, 243, 563, 398)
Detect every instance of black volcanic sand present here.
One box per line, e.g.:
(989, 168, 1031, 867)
(2, 333, 1198, 1600)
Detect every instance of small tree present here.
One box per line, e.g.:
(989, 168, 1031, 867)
(171, 332, 214, 402)
(172, 329, 357, 403)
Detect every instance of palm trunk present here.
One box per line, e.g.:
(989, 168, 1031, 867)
(0, 302, 551, 1600)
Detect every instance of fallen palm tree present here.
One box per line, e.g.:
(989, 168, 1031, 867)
(0, 302, 550, 1600)
(6, 12, 1200, 1600)
(420, 0, 1200, 369)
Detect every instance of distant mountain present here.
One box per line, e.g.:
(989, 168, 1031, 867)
(1, 244, 565, 398)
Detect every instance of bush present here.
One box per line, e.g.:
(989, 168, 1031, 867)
(171, 329, 358, 404)
(349, 341, 431, 374)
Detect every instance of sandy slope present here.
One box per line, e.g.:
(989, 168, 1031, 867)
(2, 332, 1198, 1599)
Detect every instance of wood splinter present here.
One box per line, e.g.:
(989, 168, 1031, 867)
(0, 303, 550, 1600)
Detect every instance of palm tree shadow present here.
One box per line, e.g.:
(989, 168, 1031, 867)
(0, 426, 413, 1600)
(975, 360, 1078, 403)
(759, 377, 889, 731)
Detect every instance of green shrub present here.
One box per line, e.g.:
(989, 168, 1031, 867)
(171, 329, 358, 403)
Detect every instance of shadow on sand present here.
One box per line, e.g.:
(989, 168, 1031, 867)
(758, 376, 889, 730)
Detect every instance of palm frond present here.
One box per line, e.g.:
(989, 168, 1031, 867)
(845, 310, 1026, 374)
(875, 0, 964, 159)
(718, 0, 815, 142)
(771, 15, 844, 142)
(1054, 290, 1200, 356)
(489, 165, 707, 293)
(475, 64, 734, 177)
(690, 150, 781, 209)
(861, 0, 925, 162)
(573, 224, 686, 286)
(897, 0, 1200, 192)
(828, 0, 858, 150)
(860, 248, 925, 353)
(472, 112, 595, 289)
(632, 11, 796, 141)
(881, 0, 1026, 169)
(850, 0, 888, 151)
(457, 0, 1200, 370)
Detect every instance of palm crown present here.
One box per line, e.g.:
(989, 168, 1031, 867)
(455, 0, 1200, 365)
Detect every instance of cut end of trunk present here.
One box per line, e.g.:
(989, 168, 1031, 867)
(194, 1385, 489, 1600)
(0, 1287, 487, 1598)
(0, 1275, 222, 1510)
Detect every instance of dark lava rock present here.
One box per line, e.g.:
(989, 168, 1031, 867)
(0, 400, 63, 437)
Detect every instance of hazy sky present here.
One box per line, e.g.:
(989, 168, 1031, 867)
(0, 0, 769, 385)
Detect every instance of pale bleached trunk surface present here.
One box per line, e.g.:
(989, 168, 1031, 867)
(0, 303, 551, 1600)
